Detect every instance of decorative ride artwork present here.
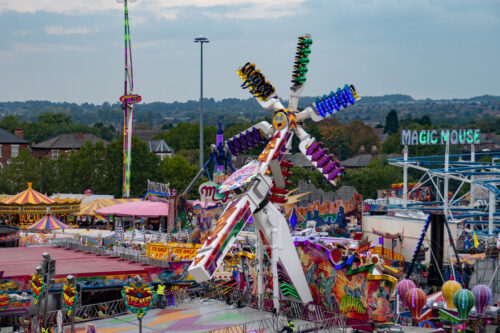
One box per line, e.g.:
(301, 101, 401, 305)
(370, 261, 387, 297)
(30, 273, 45, 305)
(63, 281, 78, 316)
(122, 281, 156, 319)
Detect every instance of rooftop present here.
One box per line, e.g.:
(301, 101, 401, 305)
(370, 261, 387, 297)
(0, 128, 28, 144)
(31, 133, 108, 149)
(148, 139, 174, 154)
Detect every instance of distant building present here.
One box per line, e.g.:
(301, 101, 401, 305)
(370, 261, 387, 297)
(460, 132, 500, 155)
(287, 153, 314, 169)
(0, 128, 29, 167)
(31, 133, 108, 159)
(147, 139, 174, 160)
(133, 129, 166, 142)
(341, 145, 401, 169)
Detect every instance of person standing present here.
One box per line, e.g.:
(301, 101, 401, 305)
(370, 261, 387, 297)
(157, 280, 166, 309)
(279, 318, 295, 333)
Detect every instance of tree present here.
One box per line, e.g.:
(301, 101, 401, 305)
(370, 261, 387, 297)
(342, 159, 404, 199)
(384, 110, 399, 135)
(318, 118, 350, 159)
(0, 149, 41, 193)
(418, 114, 432, 126)
(345, 120, 380, 156)
(159, 155, 199, 195)
(287, 167, 336, 193)
(0, 116, 22, 133)
(381, 131, 403, 154)
(129, 137, 161, 197)
(318, 119, 380, 160)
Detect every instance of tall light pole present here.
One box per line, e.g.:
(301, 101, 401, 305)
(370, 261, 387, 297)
(194, 37, 209, 170)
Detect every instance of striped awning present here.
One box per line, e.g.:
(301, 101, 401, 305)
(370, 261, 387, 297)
(27, 214, 69, 230)
(1, 182, 55, 205)
(78, 198, 140, 217)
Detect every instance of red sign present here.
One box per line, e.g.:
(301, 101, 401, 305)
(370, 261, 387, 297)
(120, 94, 142, 104)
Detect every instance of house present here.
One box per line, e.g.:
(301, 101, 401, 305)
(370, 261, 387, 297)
(0, 128, 29, 167)
(147, 139, 174, 160)
(31, 133, 108, 159)
(287, 153, 314, 169)
(341, 146, 401, 169)
(133, 129, 166, 142)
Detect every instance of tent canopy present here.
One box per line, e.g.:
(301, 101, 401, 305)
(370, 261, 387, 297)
(78, 198, 140, 217)
(95, 200, 169, 218)
(1, 182, 55, 205)
(27, 215, 69, 230)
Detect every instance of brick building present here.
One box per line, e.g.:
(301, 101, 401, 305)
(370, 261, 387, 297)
(0, 128, 29, 167)
(31, 133, 108, 159)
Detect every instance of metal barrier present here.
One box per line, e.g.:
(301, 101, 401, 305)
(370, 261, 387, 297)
(205, 317, 283, 333)
(60, 241, 170, 267)
(44, 299, 128, 326)
(205, 316, 346, 333)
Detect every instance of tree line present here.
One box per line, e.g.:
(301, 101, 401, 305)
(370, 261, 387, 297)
(0, 108, 496, 200)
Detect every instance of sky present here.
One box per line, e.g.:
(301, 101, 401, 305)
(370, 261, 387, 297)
(0, 0, 499, 104)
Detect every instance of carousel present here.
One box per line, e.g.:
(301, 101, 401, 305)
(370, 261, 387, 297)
(0, 183, 80, 228)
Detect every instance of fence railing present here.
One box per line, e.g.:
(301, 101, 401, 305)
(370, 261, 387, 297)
(205, 315, 346, 333)
(44, 298, 128, 326)
(60, 241, 170, 267)
(205, 317, 284, 333)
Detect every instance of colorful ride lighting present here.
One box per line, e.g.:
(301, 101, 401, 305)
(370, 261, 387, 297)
(292, 34, 312, 85)
(304, 140, 345, 184)
(237, 62, 276, 101)
(313, 84, 359, 118)
(226, 127, 267, 156)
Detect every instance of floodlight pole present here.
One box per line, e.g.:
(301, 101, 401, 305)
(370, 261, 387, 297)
(194, 37, 209, 170)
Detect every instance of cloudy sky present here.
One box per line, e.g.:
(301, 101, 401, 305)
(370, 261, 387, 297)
(0, 0, 499, 104)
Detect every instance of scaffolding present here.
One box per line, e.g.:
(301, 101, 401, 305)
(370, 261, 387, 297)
(388, 144, 500, 237)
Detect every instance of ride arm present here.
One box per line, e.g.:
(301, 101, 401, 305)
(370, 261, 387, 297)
(225, 121, 274, 157)
(296, 126, 344, 186)
(181, 158, 213, 196)
(296, 84, 360, 122)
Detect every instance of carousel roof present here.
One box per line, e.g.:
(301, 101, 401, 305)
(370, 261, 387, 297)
(27, 214, 69, 230)
(0, 183, 55, 205)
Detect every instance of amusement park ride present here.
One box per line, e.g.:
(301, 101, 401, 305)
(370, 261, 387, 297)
(189, 34, 360, 311)
(118, 0, 141, 198)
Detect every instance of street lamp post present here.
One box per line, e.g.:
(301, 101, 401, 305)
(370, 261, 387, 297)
(194, 37, 209, 170)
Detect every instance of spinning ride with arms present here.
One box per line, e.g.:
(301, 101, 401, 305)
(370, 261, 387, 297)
(188, 35, 360, 310)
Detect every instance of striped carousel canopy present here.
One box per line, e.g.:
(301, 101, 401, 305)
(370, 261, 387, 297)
(27, 214, 69, 230)
(1, 182, 55, 205)
(78, 198, 140, 217)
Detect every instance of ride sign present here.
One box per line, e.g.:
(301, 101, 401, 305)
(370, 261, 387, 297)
(199, 181, 233, 204)
(218, 161, 260, 193)
(122, 281, 156, 319)
(120, 94, 142, 104)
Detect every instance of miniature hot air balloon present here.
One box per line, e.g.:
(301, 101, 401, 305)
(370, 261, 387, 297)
(472, 284, 492, 315)
(405, 288, 426, 319)
(441, 280, 462, 309)
(453, 289, 475, 320)
(397, 279, 416, 309)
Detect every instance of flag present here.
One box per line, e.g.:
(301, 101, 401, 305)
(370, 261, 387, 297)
(473, 232, 479, 248)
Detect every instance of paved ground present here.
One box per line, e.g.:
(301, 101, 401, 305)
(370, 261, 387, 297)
(68, 299, 293, 333)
